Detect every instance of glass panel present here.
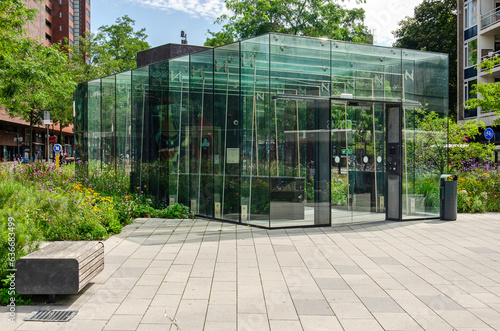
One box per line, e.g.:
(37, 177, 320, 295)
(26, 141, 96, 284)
(101, 76, 116, 168)
(213, 42, 241, 222)
(240, 34, 270, 226)
(168, 57, 190, 207)
(269, 34, 331, 227)
(131, 67, 149, 194)
(402, 50, 448, 220)
(87, 79, 101, 174)
(74, 82, 88, 176)
(338, 102, 386, 224)
(467, 39, 478, 67)
(150, 61, 169, 203)
(189, 49, 214, 217)
(115, 72, 131, 182)
(332, 42, 402, 102)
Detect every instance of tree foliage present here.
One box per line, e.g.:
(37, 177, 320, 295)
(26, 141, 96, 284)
(0, 0, 76, 158)
(465, 58, 500, 125)
(414, 110, 494, 173)
(205, 0, 370, 46)
(393, 0, 457, 117)
(70, 15, 150, 82)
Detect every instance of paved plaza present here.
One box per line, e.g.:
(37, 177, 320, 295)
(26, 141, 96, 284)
(2, 214, 500, 330)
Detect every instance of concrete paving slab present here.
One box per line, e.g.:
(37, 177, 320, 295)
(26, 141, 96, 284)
(3, 214, 500, 330)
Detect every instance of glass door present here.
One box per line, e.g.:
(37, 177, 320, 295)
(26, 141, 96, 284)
(270, 97, 331, 227)
(331, 100, 401, 225)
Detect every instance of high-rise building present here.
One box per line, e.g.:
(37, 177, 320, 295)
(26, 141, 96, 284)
(458, 0, 500, 158)
(25, 0, 91, 47)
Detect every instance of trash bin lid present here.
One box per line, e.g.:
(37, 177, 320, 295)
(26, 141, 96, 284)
(440, 174, 457, 181)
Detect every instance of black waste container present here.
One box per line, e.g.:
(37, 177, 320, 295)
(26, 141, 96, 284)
(440, 174, 457, 221)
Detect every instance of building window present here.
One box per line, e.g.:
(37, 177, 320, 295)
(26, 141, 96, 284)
(59, 12, 62, 18)
(70, 26, 74, 35)
(45, 6, 51, 15)
(86, 0, 90, 4)
(86, 21, 90, 29)
(45, 33, 52, 42)
(45, 19, 51, 29)
(464, 79, 478, 118)
(465, 39, 478, 68)
(70, 13, 74, 22)
(59, 25, 62, 31)
(70, 1, 74, 9)
(69, 39, 74, 45)
(465, 0, 478, 29)
(86, 8, 90, 17)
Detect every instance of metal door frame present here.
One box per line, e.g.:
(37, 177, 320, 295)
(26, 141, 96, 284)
(274, 95, 403, 222)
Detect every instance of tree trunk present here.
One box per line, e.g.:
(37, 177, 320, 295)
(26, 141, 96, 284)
(29, 108, 34, 162)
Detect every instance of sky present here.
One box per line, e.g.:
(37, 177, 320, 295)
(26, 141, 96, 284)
(91, 0, 425, 48)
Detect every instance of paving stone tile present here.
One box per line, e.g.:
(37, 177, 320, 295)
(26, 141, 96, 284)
(238, 314, 270, 331)
(136, 323, 174, 331)
(205, 321, 237, 331)
(339, 318, 384, 331)
(103, 314, 142, 330)
(157, 282, 186, 295)
(293, 299, 334, 316)
(72, 302, 120, 320)
(330, 302, 373, 319)
(436, 309, 491, 329)
(299, 315, 343, 331)
(141, 306, 175, 324)
(206, 304, 237, 322)
(150, 294, 182, 307)
(269, 319, 303, 331)
(372, 312, 423, 330)
(360, 296, 405, 313)
(115, 298, 151, 315)
(127, 285, 159, 299)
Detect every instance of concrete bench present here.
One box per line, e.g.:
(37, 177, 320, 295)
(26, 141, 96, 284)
(16, 241, 104, 300)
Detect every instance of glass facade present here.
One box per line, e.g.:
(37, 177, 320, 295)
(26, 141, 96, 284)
(75, 33, 448, 228)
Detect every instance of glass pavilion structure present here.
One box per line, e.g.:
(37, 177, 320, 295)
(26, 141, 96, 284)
(74, 33, 449, 228)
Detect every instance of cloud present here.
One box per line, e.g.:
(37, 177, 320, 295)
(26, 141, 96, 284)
(128, 0, 228, 19)
(346, 0, 424, 46)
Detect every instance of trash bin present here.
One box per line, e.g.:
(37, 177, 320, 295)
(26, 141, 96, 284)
(440, 174, 457, 221)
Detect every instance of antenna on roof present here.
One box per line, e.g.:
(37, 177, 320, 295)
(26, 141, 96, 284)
(181, 30, 188, 45)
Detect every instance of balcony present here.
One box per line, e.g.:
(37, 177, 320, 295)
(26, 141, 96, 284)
(481, 8, 500, 30)
(480, 49, 500, 73)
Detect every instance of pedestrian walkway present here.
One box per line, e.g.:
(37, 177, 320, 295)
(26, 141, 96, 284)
(2, 214, 500, 330)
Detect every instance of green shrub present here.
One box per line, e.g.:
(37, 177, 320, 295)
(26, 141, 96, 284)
(156, 203, 191, 219)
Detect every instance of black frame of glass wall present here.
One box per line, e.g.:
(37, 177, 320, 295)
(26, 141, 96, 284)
(74, 33, 449, 229)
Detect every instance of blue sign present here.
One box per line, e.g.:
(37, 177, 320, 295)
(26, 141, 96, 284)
(484, 128, 494, 140)
(53, 144, 62, 153)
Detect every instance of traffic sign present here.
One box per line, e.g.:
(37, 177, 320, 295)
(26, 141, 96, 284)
(53, 144, 62, 153)
(484, 128, 494, 140)
(341, 149, 353, 155)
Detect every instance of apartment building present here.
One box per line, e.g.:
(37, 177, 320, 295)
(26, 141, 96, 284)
(25, 0, 91, 47)
(458, 1, 500, 123)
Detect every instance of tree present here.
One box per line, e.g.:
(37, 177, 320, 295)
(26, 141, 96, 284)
(465, 58, 500, 125)
(205, 0, 370, 47)
(70, 15, 150, 81)
(413, 110, 494, 173)
(0, 39, 76, 159)
(392, 0, 457, 118)
(0, 0, 76, 159)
